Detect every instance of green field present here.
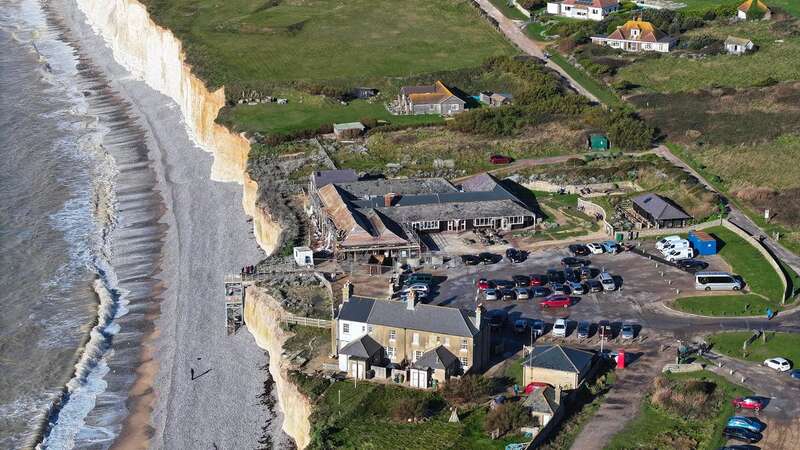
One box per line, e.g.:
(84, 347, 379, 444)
(606, 371, 751, 450)
(616, 19, 800, 92)
(707, 331, 800, 364)
(549, 52, 624, 108)
(673, 225, 786, 316)
(489, 0, 529, 20)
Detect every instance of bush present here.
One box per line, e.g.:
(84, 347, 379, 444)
(520, 0, 545, 10)
(684, 34, 720, 50)
(391, 397, 430, 422)
(484, 402, 529, 436)
(441, 375, 492, 406)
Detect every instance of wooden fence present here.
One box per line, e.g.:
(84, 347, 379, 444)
(283, 314, 331, 329)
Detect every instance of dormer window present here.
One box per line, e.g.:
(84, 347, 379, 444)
(631, 28, 639, 38)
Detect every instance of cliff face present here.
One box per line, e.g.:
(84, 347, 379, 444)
(75, 0, 281, 254)
(243, 287, 313, 449)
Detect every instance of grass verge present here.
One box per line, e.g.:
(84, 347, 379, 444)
(707, 331, 800, 365)
(489, 0, 529, 20)
(548, 52, 624, 109)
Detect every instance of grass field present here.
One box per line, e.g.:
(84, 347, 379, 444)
(141, 0, 516, 88)
(615, 19, 800, 92)
(707, 331, 800, 364)
(549, 52, 624, 108)
(489, 0, 529, 20)
(672, 225, 786, 316)
(606, 371, 751, 450)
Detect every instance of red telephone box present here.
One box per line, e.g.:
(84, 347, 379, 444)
(616, 350, 626, 369)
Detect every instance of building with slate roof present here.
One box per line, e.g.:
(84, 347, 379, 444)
(333, 295, 491, 387)
(630, 193, 692, 229)
(338, 334, 385, 379)
(523, 345, 596, 389)
(398, 80, 466, 116)
(546, 0, 619, 21)
(309, 171, 536, 258)
(591, 18, 676, 53)
(523, 386, 563, 428)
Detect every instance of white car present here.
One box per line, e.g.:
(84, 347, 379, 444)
(763, 357, 792, 372)
(586, 243, 604, 254)
(553, 319, 567, 337)
(402, 283, 429, 293)
(656, 235, 682, 251)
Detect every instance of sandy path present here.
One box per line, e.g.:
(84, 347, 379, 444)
(56, 1, 286, 448)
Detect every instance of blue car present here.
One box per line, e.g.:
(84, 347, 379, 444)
(790, 369, 800, 380)
(601, 241, 619, 253)
(727, 416, 765, 433)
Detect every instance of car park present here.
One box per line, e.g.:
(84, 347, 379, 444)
(479, 252, 499, 264)
(656, 235, 682, 251)
(586, 279, 602, 293)
(550, 283, 568, 295)
(676, 259, 708, 273)
(726, 416, 765, 433)
(577, 321, 590, 338)
(514, 287, 530, 300)
(529, 274, 546, 286)
(540, 295, 573, 308)
(763, 357, 792, 372)
(484, 288, 498, 301)
(597, 320, 612, 339)
(586, 243, 604, 254)
(531, 319, 545, 337)
(621, 323, 635, 339)
(513, 275, 531, 287)
(569, 244, 590, 256)
(568, 281, 585, 295)
(531, 286, 550, 298)
(599, 272, 616, 291)
(553, 319, 567, 337)
(514, 319, 528, 333)
(561, 257, 589, 268)
(461, 254, 480, 265)
(723, 426, 762, 444)
(732, 397, 765, 412)
(501, 289, 517, 301)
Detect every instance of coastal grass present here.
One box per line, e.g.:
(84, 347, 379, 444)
(707, 331, 800, 365)
(548, 52, 624, 108)
(606, 371, 751, 450)
(489, 0, 529, 20)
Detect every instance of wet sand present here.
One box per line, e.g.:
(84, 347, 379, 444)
(53, 0, 290, 448)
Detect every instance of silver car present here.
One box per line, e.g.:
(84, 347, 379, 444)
(514, 287, 530, 300)
(484, 288, 498, 301)
(568, 281, 585, 295)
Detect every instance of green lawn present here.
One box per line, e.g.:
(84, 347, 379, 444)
(489, 0, 529, 20)
(679, 0, 740, 14)
(707, 331, 800, 364)
(672, 225, 786, 316)
(606, 371, 752, 450)
(548, 52, 624, 108)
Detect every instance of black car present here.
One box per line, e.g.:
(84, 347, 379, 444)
(479, 252, 498, 264)
(723, 427, 762, 444)
(677, 259, 709, 273)
(493, 279, 515, 289)
(568, 244, 590, 257)
(506, 248, 526, 263)
(512, 275, 531, 287)
(531, 286, 550, 297)
(461, 254, 480, 265)
(501, 289, 517, 301)
(546, 268, 565, 284)
(561, 257, 589, 268)
(586, 279, 602, 292)
(564, 269, 578, 283)
(577, 320, 591, 338)
(579, 266, 592, 280)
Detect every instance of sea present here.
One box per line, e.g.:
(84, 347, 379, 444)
(0, 0, 164, 447)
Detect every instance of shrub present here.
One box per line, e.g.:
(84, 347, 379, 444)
(391, 397, 429, 422)
(441, 375, 492, 406)
(484, 402, 529, 436)
(520, 0, 545, 9)
(559, 37, 577, 53)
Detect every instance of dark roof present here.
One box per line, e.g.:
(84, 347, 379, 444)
(522, 387, 559, 415)
(524, 345, 595, 374)
(632, 193, 692, 221)
(339, 334, 383, 359)
(412, 346, 459, 370)
(377, 199, 533, 224)
(312, 169, 358, 189)
(337, 297, 480, 337)
(334, 178, 457, 199)
(460, 172, 500, 192)
(400, 85, 438, 96)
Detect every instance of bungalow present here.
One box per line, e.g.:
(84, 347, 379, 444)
(333, 293, 491, 388)
(630, 193, 692, 229)
(725, 36, 754, 55)
(546, 0, 619, 21)
(522, 344, 596, 390)
(398, 80, 466, 116)
(591, 18, 676, 53)
(737, 0, 771, 20)
(333, 122, 366, 140)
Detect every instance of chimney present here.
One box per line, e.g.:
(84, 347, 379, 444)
(384, 192, 400, 207)
(555, 385, 562, 405)
(476, 303, 484, 325)
(406, 289, 417, 311)
(342, 280, 352, 303)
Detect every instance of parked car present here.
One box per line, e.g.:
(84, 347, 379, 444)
(568, 281, 585, 295)
(568, 244, 590, 256)
(553, 319, 567, 337)
(601, 241, 619, 253)
(401, 283, 429, 294)
(660, 239, 691, 256)
(586, 279, 603, 293)
(579, 266, 592, 280)
(563, 268, 578, 283)
(531, 286, 550, 298)
(479, 252, 499, 264)
(484, 288, 498, 301)
(790, 369, 800, 380)
(546, 268, 565, 284)
(676, 259, 708, 273)
(577, 320, 591, 338)
(726, 416, 765, 433)
(656, 235, 682, 251)
(513, 275, 531, 287)
(696, 271, 743, 291)
(599, 272, 616, 291)
(550, 283, 568, 295)
(540, 295, 573, 308)
(501, 289, 517, 301)
(763, 357, 792, 372)
(514, 319, 528, 333)
(529, 274, 546, 286)
(406, 272, 433, 285)
(732, 397, 765, 412)
(561, 257, 589, 268)
(461, 254, 480, 266)
(493, 279, 515, 289)
(514, 287, 530, 300)
(531, 319, 545, 337)
(723, 426, 762, 444)
(506, 248, 526, 263)
(598, 320, 612, 338)
(477, 278, 492, 291)
(490, 154, 512, 165)
(621, 323, 635, 339)
(487, 309, 507, 328)
(586, 243, 604, 254)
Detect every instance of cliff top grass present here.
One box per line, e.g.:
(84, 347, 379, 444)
(141, 0, 516, 89)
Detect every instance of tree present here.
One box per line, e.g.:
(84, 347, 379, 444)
(484, 402, 529, 436)
(441, 375, 492, 406)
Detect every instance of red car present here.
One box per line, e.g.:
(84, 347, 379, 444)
(490, 155, 512, 165)
(732, 397, 765, 412)
(477, 279, 491, 291)
(540, 295, 573, 308)
(529, 274, 545, 286)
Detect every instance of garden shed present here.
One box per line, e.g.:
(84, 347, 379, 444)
(588, 134, 609, 150)
(688, 230, 717, 256)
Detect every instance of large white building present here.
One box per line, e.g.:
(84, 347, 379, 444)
(591, 19, 676, 53)
(546, 0, 619, 21)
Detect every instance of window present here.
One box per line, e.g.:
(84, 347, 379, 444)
(413, 333, 420, 345)
(507, 216, 524, 225)
(342, 323, 350, 334)
(412, 220, 439, 231)
(387, 347, 396, 361)
(460, 357, 468, 367)
(461, 339, 468, 352)
(473, 217, 493, 227)
(414, 350, 423, 361)
(389, 329, 396, 341)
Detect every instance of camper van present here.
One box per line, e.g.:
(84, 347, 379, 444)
(695, 271, 742, 291)
(665, 247, 695, 262)
(656, 235, 682, 251)
(660, 239, 690, 255)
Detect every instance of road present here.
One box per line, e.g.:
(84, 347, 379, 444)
(472, 0, 601, 103)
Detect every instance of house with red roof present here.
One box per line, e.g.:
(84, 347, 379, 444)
(737, 0, 771, 20)
(546, 0, 619, 21)
(590, 18, 676, 53)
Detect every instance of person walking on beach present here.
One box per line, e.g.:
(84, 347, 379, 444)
(190, 368, 195, 380)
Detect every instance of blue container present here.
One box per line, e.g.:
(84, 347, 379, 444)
(688, 231, 717, 256)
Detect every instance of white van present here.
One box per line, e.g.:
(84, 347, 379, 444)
(656, 235, 682, 251)
(599, 272, 616, 291)
(660, 239, 690, 255)
(553, 319, 567, 337)
(665, 247, 695, 262)
(695, 271, 742, 291)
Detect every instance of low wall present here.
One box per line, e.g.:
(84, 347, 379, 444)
(576, 198, 614, 236)
(512, 0, 532, 18)
(632, 219, 719, 238)
(720, 219, 790, 303)
(524, 180, 641, 195)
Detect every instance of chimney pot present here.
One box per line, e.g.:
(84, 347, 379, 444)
(406, 289, 417, 310)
